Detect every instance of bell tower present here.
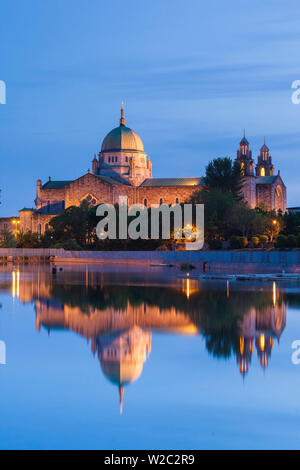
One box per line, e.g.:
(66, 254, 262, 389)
(255, 138, 274, 177)
(235, 132, 256, 208)
(236, 131, 255, 176)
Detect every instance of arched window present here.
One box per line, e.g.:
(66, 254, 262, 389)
(260, 168, 265, 176)
(37, 224, 41, 235)
(144, 199, 147, 207)
(160, 198, 163, 205)
(176, 198, 179, 204)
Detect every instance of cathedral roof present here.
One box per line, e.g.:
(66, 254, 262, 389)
(256, 176, 277, 184)
(260, 143, 269, 152)
(96, 173, 132, 186)
(140, 177, 204, 187)
(240, 136, 249, 145)
(42, 180, 72, 189)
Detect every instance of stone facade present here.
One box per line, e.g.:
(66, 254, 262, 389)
(19, 108, 287, 234)
(237, 135, 286, 212)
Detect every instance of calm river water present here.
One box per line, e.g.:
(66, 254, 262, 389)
(0, 264, 299, 450)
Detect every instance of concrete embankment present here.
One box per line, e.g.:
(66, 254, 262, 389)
(54, 250, 300, 272)
(0, 248, 298, 273)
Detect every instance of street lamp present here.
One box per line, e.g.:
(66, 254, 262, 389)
(12, 220, 20, 236)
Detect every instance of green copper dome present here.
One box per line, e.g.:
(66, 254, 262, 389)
(101, 125, 144, 152)
(101, 102, 144, 152)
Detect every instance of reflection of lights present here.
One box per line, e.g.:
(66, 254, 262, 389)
(86, 266, 89, 289)
(273, 282, 277, 307)
(12, 272, 15, 298)
(240, 336, 244, 355)
(186, 278, 190, 299)
(260, 334, 265, 351)
(181, 278, 200, 299)
(12, 270, 20, 298)
(227, 280, 229, 298)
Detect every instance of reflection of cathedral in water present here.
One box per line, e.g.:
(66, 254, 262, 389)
(93, 326, 151, 413)
(9, 270, 288, 409)
(236, 283, 286, 376)
(33, 282, 198, 412)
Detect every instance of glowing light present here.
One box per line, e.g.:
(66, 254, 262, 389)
(240, 336, 244, 355)
(12, 270, 20, 299)
(260, 334, 265, 351)
(273, 282, 277, 307)
(186, 278, 190, 299)
(12, 271, 15, 298)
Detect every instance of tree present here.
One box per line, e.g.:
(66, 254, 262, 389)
(187, 188, 236, 240)
(16, 231, 40, 248)
(49, 200, 94, 248)
(203, 157, 244, 200)
(0, 229, 16, 248)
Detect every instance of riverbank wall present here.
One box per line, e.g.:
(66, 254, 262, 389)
(0, 248, 299, 273)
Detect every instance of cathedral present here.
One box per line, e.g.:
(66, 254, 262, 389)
(19, 104, 287, 234)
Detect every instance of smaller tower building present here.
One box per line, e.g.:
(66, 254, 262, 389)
(255, 139, 274, 177)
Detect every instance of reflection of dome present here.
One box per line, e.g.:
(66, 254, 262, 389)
(101, 126, 144, 152)
(101, 361, 143, 385)
(95, 326, 151, 413)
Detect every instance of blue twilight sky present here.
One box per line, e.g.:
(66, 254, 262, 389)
(0, 0, 300, 216)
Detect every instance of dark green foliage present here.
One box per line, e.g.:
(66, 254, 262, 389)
(251, 236, 260, 247)
(203, 157, 244, 200)
(208, 239, 222, 250)
(259, 235, 268, 248)
(287, 234, 297, 248)
(276, 234, 287, 248)
(16, 231, 40, 248)
(0, 229, 17, 248)
(230, 236, 248, 249)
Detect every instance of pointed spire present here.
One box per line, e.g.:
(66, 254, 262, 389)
(240, 129, 249, 145)
(119, 385, 124, 414)
(120, 100, 125, 126)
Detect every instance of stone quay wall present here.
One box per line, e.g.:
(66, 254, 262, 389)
(0, 249, 299, 272)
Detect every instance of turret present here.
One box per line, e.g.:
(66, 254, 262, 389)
(236, 131, 254, 176)
(92, 154, 98, 175)
(255, 138, 274, 177)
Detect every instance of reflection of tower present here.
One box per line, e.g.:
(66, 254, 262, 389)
(236, 336, 254, 377)
(92, 326, 151, 413)
(255, 333, 274, 370)
(236, 296, 286, 375)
